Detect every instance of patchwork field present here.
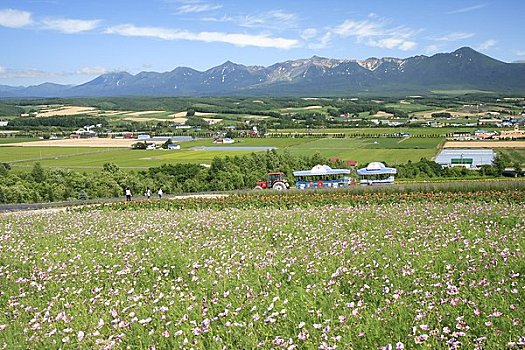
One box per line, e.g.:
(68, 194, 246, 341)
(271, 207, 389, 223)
(0, 191, 523, 348)
(0, 136, 442, 170)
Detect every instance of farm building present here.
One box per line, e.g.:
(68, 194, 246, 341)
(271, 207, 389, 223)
(435, 149, 495, 169)
(213, 138, 235, 144)
(473, 130, 497, 140)
(70, 129, 97, 139)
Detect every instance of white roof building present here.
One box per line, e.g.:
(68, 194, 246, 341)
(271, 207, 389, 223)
(435, 149, 495, 168)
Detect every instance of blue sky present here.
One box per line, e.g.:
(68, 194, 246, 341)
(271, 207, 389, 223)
(1, 0, 524, 86)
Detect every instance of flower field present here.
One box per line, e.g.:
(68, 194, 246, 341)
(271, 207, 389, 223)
(0, 192, 524, 349)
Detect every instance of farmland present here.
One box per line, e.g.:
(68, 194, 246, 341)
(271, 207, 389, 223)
(0, 190, 523, 348)
(0, 136, 442, 171)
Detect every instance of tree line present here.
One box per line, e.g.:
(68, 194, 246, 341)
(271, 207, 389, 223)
(0, 151, 516, 204)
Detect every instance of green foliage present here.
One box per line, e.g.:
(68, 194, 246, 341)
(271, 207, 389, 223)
(131, 141, 148, 149)
(102, 162, 120, 174)
(8, 115, 106, 128)
(161, 138, 173, 149)
(431, 112, 453, 118)
(31, 162, 45, 182)
(0, 163, 10, 177)
(0, 102, 24, 116)
(186, 116, 207, 127)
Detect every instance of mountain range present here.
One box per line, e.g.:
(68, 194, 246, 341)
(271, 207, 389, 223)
(1, 47, 525, 98)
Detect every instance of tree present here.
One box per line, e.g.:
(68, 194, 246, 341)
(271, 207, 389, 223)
(131, 141, 148, 150)
(162, 138, 173, 149)
(0, 163, 10, 177)
(103, 162, 120, 174)
(31, 162, 45, 183)
(492, 153, 511, 174)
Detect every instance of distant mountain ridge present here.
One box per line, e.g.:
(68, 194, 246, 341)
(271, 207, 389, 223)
(2, 47, 525, 98)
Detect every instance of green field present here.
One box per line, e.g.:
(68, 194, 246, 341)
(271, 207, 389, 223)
(273, 127, 483, 136)
(0, 147, 255, 170)
(0, 137, 37, 144)
(0, 136, 442, 170)
(499, 148, 525, 164)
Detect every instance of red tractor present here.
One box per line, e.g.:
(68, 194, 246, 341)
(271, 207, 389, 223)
(255, 172, 290, 191)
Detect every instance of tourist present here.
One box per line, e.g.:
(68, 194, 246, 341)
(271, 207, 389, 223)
(158, 188, 163, 199)
(125, 188, 132, 201)
(145, 187, 151, 199)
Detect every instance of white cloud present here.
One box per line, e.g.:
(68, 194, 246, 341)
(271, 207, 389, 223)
(41, 18, 101, 33)
(369, 38, 416, 51)
(331, 18, 418, 51)
(477, 39, 497, 50)
(447, 4, 487, 14)
(516, 50, 525, 57)
(435, 32, 474, 41)
(308, 32, 332, 49)
(333, 19, 383, 38)
(0, 65, 121, 82)
(76, 66, 111, 75)
(104, 24, 299, 49)
(301, 28, 317, 41)
(176, 2, 222, 14)
(0, 8, 33, 28)
(216, 10, 299, 30)
(0, 67, 52, 79)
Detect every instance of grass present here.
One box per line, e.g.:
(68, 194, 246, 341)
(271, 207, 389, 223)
(2, 148, 256, 170)
(0, 138, 37, 144)
(383, 102, 439, 113)
(0, 136, 443, 170)
(498, 148, 525, 164)
(273, 127, 483, 136)
(285, 137, 441, 164)
(0, 190, 523, 349)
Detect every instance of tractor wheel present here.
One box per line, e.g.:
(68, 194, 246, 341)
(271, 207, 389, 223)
(254, 186, 263, 190)
(272, 182, 286, 191)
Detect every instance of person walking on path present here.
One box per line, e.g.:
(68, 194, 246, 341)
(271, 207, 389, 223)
(158, 188, 163, 199)
(125, 188, 132, 201)
(145, 187, 151, 199)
